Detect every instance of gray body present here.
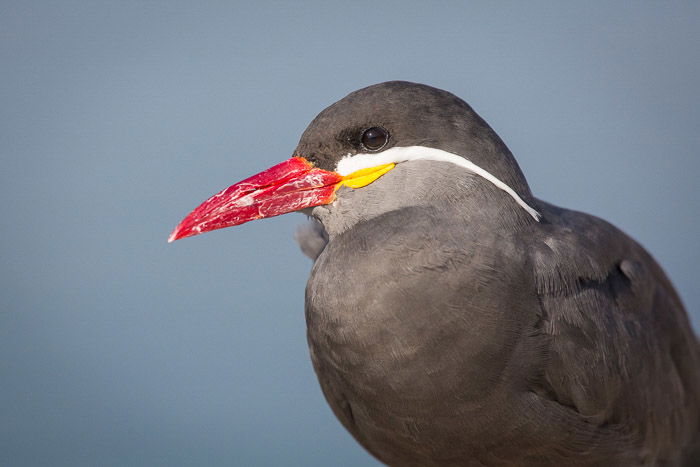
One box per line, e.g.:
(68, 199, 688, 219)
(294, 83, 699, 465)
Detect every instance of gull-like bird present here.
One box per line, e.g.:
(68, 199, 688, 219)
(170, 82, 699, 466)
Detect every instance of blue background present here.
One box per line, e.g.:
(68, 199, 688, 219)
(2, 2, 698, 466)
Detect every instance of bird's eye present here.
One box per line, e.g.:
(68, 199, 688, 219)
(360, 127, 389, 151)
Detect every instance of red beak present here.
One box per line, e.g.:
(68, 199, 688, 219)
(168, 157, 343, 242)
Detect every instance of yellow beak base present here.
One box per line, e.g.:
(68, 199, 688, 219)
(338, 163, 395, 189)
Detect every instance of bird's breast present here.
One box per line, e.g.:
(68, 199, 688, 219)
(303, 207, 541, 464)
(306, 207, 536, 407)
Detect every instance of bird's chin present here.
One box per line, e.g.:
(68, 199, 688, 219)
(307, 204, 333, 225)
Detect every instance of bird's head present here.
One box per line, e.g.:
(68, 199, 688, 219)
(168, 81, 539, 243)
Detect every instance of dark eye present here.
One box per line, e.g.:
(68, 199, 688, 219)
(361, 126, 389, 151)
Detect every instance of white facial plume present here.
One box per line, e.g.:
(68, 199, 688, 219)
(336, 146, 541, 221)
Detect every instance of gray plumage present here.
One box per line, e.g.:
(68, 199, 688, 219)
(293, 82, 699, 466)
(295, 218, 328, 261)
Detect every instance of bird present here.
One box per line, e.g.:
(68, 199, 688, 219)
(169, 81, 699, 466)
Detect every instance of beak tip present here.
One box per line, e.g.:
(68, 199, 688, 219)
(167, 226, 184, 243)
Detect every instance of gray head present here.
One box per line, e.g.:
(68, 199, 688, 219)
(295, 81, 539, 237)
(295, 81, 532, 197)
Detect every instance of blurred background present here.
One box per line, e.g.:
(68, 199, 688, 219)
(1, 2, 698, 466)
